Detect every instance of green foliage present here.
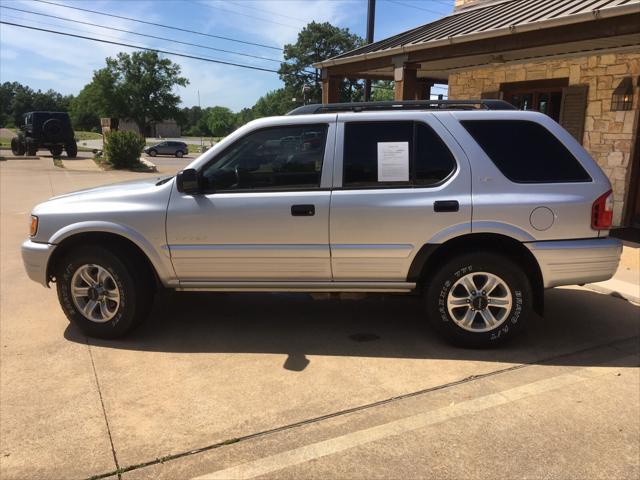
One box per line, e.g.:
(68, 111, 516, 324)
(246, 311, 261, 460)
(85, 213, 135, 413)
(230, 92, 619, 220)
(205, 106, 235, 137)
(87, 51, 188, 134)
(371, 81, 395, 101)
(252, 88, 293, 118)
(278, 22, 364, 103)
(103, 130, 145, 169)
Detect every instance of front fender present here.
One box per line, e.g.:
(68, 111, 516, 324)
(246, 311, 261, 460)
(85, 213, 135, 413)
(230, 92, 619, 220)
(48, 221, 175, 283)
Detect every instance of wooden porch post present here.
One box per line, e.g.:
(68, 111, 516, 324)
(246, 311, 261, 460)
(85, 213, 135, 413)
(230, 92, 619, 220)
(393, 56, 418, 101)
(415, 80, 434, 100)
(321, 70, 341, 104)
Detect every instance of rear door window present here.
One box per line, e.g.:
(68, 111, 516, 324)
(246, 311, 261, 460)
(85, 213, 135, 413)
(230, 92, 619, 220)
(343, 121, 456, 188)
(461, 120, 591, 183)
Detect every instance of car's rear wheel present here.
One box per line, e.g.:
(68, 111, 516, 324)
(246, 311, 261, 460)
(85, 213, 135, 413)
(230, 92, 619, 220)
(56, 246, 154, 339)
(148, 149, 157, 157)
(425, 251, 532, 347)
(176, 150, 184, 158)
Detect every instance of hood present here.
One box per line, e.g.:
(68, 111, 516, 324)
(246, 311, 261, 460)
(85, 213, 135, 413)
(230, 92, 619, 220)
(49, 176, 172, 201)
(32, 176, 175, 218)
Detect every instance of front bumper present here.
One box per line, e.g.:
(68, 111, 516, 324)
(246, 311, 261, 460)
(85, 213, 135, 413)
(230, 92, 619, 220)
(21, 239, 56, 287)
(525, 237, 622, 288)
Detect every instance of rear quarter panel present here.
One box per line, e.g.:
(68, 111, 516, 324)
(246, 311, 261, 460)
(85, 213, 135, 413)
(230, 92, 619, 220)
(438, 111, 611, 241)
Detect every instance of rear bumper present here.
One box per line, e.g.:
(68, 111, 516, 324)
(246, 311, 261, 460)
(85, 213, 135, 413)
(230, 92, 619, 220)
(21, 239, 55, 287)
(525, 237, 622, 288)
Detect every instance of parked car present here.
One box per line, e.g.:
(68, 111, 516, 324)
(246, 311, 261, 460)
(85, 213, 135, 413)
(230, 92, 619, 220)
(21, 100, 622, 346)
(11, 111, 77, 158)
(144, 141, 188, 157)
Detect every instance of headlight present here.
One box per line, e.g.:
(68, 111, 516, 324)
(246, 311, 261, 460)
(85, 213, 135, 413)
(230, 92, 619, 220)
(29, 215, 38, 237)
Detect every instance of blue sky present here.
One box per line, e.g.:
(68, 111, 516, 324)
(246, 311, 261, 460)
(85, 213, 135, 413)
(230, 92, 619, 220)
(0, 0, 454, 111)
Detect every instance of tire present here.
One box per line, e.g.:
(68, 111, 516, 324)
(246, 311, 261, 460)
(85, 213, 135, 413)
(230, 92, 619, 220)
(11, 137, 25, 156)
(148, 149, 157, 157)
(50, 146, 63, 156)
(26, 138, 37, 156)
(42, 118, 63, 139)
(176, 150, 183, 158)
(65, 141, 78, 158)
(56, 246, 154, 339)
(425, 251, 532, 348)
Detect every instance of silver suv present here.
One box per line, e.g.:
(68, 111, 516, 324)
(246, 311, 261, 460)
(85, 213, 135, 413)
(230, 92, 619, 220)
(21, 100, 622, 347)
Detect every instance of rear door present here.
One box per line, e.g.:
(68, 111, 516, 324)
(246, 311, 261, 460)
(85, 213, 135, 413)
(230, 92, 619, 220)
(329, 112, 472, 281)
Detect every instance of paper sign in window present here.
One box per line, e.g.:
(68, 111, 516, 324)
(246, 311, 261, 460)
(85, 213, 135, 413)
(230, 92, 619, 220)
(377, 142, 409, 182)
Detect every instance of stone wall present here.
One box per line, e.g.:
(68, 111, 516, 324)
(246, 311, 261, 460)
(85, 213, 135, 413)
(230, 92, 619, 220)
(448, 52, 640, 226)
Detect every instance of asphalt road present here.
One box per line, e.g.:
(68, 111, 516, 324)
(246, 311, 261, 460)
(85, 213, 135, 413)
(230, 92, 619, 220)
(1, 157, 638, 480)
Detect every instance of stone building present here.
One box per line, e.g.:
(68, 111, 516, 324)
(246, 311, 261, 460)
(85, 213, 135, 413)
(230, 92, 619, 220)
(315, 0, 640, 228)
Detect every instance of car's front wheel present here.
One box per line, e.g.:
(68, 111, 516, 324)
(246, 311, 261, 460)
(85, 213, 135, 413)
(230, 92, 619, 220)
(148, 149, 157, 157)
(11, 137, 25, 156)
(56, 246, 154, 338)
(425, 252, 532, 347)
(176, 150, 184, 158)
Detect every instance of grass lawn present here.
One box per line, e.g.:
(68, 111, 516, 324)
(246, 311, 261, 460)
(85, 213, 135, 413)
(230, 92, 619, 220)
(75, 131, 103, 141)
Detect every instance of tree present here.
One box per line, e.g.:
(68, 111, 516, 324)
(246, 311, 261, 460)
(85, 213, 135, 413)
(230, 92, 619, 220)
(87, 51, 188, 134)
(206, 106, 235, 137)
(69, 83, 103, 131)
(278, 22, 364, 104)
(252, 88, 293, 118)
(371, 80, 395, 101)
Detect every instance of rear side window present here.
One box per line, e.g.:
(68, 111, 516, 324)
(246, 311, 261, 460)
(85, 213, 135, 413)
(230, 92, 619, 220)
(461, 120, 591, 183)
(343, 121, 456, 187)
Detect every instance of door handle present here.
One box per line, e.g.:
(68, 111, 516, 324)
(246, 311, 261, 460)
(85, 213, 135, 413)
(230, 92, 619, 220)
(291, 204, 315, 216)
(434, 200, 459, 212)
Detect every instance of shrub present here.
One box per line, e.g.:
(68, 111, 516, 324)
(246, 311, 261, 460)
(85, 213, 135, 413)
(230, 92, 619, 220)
(103, 130, 145, 169)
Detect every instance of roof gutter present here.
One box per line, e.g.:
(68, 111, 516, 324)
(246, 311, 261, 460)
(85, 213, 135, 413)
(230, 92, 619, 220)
(313, 3, 640, 69)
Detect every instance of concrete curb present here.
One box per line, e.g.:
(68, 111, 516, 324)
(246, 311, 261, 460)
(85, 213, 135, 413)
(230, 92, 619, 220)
(584, 280, 640, 304)
(137, 157, 158, 172)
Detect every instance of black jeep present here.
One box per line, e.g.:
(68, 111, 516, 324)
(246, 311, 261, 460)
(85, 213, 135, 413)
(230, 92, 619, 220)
(11, 111, 78, 158)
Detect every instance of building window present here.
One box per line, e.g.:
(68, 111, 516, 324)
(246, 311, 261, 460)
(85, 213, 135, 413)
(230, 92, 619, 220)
(501, 79, 569, 122)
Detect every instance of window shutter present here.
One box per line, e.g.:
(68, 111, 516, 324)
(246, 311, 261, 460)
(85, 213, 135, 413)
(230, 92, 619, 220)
(559, 85, 588, 144)
(481, 91, 502, 99)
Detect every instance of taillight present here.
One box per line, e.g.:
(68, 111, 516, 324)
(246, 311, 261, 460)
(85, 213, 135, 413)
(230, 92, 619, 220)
(591, 190, 613, 230)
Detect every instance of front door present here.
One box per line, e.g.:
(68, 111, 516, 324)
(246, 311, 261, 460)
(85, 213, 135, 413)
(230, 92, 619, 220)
(166, 122, 335, 282)
(329, 113, 472, 281)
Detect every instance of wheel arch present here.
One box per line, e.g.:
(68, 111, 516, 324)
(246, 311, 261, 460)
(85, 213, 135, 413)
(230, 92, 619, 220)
(408, 233, 544, 315)
(47, 231, 164, 290)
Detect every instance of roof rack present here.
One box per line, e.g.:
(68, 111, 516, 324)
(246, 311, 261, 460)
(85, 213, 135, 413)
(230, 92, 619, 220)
(287, 99, 516, 115)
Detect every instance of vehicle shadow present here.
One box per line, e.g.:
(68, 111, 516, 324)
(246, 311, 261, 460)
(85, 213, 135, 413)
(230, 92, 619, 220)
(64, 287, 640, 369)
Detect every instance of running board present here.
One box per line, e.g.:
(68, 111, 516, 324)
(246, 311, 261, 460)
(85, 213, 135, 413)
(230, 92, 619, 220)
(176, 281, 416, 293)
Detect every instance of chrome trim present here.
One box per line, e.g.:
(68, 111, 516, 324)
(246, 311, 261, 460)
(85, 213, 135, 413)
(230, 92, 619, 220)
(176, 281, 416, 292)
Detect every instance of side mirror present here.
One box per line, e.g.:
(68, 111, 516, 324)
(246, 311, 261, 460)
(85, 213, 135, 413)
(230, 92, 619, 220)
(176, 168, 201, 195)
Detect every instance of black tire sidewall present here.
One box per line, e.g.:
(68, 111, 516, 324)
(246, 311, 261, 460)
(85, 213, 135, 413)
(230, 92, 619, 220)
(65, 142, 78, 158)
(176, 150, 183, 158)
(148, 149, 157, 157)
(426, 252, 532, 347)
(56, 247, 141, 338)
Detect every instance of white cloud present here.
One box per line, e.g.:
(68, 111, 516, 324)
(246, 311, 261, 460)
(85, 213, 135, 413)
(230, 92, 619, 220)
(0, 0, 356, 111)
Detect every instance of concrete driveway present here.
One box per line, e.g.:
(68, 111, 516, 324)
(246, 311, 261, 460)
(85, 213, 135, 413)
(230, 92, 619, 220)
(1, 158, 638, 480)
